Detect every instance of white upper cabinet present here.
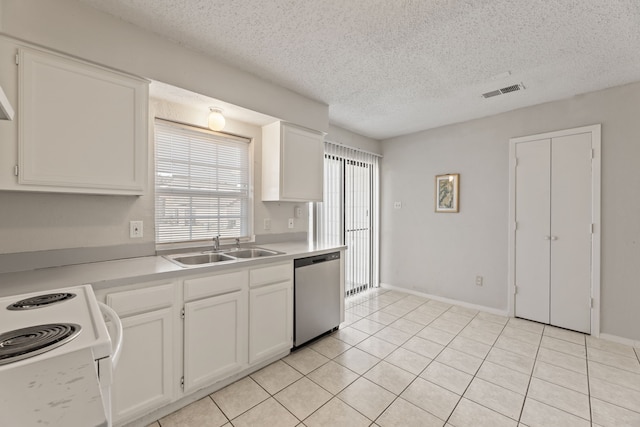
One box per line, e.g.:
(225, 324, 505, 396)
(10, 43, 148, 195)
(262, 121, 324, 202)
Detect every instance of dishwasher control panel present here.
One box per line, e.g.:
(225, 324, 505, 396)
(294, 251, 340, 268)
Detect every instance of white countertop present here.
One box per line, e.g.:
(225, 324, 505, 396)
(0, 241, 345, 298)
(0, 348, 107, 427)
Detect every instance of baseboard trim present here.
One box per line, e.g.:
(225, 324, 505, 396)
(379, 283, 509, 317)
(122, 350, 290, 427)
(599, 333, 640, 349)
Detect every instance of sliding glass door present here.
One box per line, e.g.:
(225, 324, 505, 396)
(314, 142, 380, 296)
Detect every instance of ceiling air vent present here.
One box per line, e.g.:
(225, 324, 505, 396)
(482, 83, 525, 99)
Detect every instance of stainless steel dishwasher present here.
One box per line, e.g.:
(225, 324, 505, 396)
(293, 251, 341, 347)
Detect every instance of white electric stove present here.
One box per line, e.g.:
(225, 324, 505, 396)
(0, 284, 122, 427)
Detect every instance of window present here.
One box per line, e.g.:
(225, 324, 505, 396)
(154, 119, 251, 244)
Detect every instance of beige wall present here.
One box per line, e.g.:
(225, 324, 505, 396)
(381, 81, 640, 342)
(0, 0, 324, 255)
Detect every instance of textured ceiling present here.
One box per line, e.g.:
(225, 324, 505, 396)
(78, 0, 640, 140)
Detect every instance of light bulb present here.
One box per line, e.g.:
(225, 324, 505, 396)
(208, 107, 225, 131)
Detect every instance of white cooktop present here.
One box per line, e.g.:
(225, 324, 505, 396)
(0, 284, 112, 369)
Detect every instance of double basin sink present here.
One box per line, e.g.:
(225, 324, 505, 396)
(165, 247, 284, 268)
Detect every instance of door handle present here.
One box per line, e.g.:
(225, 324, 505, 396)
(550, 236, 558, 241)
(544, 236, 550, 240)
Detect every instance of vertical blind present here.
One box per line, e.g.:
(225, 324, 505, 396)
(315, 141, 380, 294)
(154, 119, 251, 244)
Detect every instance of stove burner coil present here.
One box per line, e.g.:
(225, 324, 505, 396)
(0, 323, 81, 365)
(7, 292, 76, 310)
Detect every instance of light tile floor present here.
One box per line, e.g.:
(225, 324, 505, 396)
(148, 288, 640, 427)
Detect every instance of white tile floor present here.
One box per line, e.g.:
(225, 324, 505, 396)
(147, 289, 640, 427)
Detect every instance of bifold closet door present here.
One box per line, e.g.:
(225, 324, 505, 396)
(514, 132, 592, 334)
(549, 132, 592, 333)
(514, 138, 551, 325)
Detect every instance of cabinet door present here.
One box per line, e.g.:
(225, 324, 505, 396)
(249, 281, 293, 364)
(514, 138, 551, 324)
(550, 132, 592, 333)
(112, 308, 174, 424)
(281, 124, 324, 201)
(18, 47, 147, 195)
(183, 290, 247, 393)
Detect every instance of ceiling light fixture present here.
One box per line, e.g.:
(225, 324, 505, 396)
(208, 107, 225, 131)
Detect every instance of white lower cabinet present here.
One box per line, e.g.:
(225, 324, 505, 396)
(98, 259, 297, 426)
(249, 262, 293, 364)
(249, 282, 293, 364)
(183, 289, 248, 393)
(102, 282, 177, 426)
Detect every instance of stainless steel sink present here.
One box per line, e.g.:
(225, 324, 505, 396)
(224, 248, 281, 258)
(165, 252, 235, 267)
(164, 246, 284, 267)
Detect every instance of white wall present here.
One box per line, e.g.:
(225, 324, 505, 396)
(381, 81, 640, 342)
(0, 0, 327, 132)
(326, 125, 382, 155)
(0, 0, 323, 255)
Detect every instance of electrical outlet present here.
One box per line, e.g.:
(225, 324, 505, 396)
(394, 201, 402, 209)
(264, 218, 271, 230)
(130, 221, 143, 238)
(475, 276, 483, 286)
(295, 206, 303, 218)
(288, 218, 295, 229)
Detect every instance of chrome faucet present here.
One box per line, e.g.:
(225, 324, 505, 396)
(235, 238, 241, 249)
(213, 235, 220, 252)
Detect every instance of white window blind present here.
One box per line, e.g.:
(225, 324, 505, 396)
(154, 119, 251, 244)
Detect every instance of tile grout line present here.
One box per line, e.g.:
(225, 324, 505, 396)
(352, 297, 507, 426)
(515, 325, 543, 425)
(366, 297, 456, 425)
(373, 294, 526, 425)
(159, 288, 637, 426)
(441, 309, 511, 426)
(575, 332, 595, 423)
(522, 326, 597, 425)
(344, 292, 455, 424)
(207, 394, 231, 426)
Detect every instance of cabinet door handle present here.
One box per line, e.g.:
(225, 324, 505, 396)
(544, 236, 550, 240)
(550, 236, 558, 241)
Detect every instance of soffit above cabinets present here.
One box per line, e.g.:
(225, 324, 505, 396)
(149, 80, 277, 127)
(78, 0, 640, 139)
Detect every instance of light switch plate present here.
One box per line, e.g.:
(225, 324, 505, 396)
(288, 218, 295, 229)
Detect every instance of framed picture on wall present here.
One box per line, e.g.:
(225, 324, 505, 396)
(435, 173, 459, 213)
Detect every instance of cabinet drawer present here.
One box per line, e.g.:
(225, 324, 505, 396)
(106, 283, 175, 318)
(184, 270, 248, 301)
(250, 262, 292, 288)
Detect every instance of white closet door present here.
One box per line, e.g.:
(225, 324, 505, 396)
(550, 132, 592, 333)
(515, 138, 551, 324)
